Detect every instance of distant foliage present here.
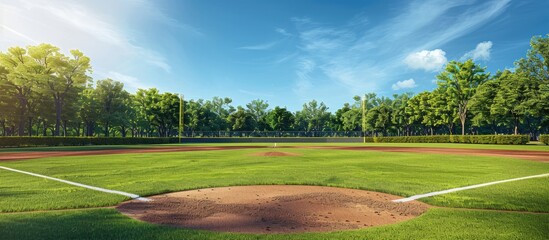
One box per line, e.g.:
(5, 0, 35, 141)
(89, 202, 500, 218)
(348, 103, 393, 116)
(373, 135, 529, 145)
(540, 135, 549, 145)
(0, 35, 548, 139)
(0, 137, 175, 147)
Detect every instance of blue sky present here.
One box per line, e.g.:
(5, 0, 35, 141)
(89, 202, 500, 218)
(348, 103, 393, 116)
(1, 0, 548, 111)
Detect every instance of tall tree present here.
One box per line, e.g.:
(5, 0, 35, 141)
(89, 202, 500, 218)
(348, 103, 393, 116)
(334, 103, 361, 132)
(0, 47, 41, 136)
(516, 34, 549, 134)
(135, 88, 161, 136)
(154, 92, 179, 137)
(469, 76, 501, 134)
(203, 97, 233, 131)
(266, 107, 294, 131)
(298, 100, 331, 132)
(95, 79, 128, 137)
(28, 44, 91, 136)
(246, 99, 269, 130)
(79, 85, 100, 136)
(430, 89, 458, 135)
(228, 106, 255, 131)
(491, 71, 537, 135)
(365, 104, 392, 136)
(437, 59, 489, 135)
(0, 66, 13, 135)
(391, 93, 412, 136)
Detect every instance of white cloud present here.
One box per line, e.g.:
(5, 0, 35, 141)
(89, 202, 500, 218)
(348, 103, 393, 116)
(404, 49, 447, 72)
(392, 79, 417, 90)
(239, 41, 279, 50)
(462, 41, 493, 61)
(417, 0, 510, 50)
(0, 0, 199, 77)
(293, 58, 315, 94)
(275, 28, 292, 37)
(0, 24, 38, 44)
(289, 0, 509, 97)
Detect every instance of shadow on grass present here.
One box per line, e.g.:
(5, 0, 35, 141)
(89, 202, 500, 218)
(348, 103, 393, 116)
(0, 208, 548, 240)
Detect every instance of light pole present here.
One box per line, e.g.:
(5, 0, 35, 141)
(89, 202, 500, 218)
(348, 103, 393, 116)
(362, 94, 367, 143)
(179, 94, 183, 144)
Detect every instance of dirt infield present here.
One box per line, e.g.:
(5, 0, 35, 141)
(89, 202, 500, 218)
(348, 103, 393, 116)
(0, 145, 547, 162)
(0, 146, 264, 161)
(117, 185, 430, 233)
(321, 146, 549, 162)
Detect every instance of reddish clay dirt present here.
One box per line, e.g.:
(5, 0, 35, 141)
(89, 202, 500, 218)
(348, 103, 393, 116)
(117, 185, 430, 233)
(248, 151, 302, 157)
(0, 146, 265, 161)
(1, 145, 547, 162)
(295, 146, 549, 162)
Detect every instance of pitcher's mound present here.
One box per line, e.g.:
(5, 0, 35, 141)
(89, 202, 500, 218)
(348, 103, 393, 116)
(248, 151, 301, 157)
(117, 185, 430, 233)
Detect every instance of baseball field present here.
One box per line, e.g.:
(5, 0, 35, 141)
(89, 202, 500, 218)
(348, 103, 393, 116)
(0, 143, 548, 239)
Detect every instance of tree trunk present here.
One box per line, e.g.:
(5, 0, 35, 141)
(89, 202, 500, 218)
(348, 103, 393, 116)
(63, 120, 68, 137)
(42, 120, 48, 136)
(1, 120, 5, 136)
(460, 119, 465, 136)
(121, 126, 127, 137)
(514, 117, 519, 135)
(76, 122, 81, 137)
(104, 122, 110, 137)
(54, 99, 62, 136)
(85, 121, 95, 136)
(28, 117, 33, 136)
(17, 106, 25, 136)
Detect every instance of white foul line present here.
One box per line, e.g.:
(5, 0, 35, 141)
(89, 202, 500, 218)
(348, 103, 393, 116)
(0, 166, 151, 202)
(393, 173, 549, 203)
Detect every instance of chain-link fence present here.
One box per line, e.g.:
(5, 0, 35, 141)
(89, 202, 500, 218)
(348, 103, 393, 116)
(181, 131, 364, 137)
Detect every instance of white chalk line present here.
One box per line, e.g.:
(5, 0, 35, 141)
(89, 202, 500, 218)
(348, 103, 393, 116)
(0, 166, 151, 202)
(393, 173, 549, 203)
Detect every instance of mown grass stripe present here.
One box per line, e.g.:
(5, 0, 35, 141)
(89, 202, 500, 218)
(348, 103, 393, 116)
(393, 173, 549, 203)
(0, 166, 150, 202)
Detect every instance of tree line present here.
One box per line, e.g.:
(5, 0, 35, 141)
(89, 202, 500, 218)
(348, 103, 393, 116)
(0, 35, 548, 138)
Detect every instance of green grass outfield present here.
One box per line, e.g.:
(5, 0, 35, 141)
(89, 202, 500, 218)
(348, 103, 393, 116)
(0, 141, 548, 152)
(0, 144, 548, 239)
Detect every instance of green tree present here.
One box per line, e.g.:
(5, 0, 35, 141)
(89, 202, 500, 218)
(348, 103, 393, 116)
(228, 106, 255, 131)
(135, 88, 161, 136)
(516, 34, 549, 134)
(154, 92, 180, 137)
(365, 104, 392, 136)
(28, 44, 91, 136)
(245, 99, 269, 130)
(391, 93, 412, 136)
(0, 47, 39, 136)
(95, 79, 129, 137)
(469, 76, 501, 134)
(437, 59, 489, 135)
(430, 89, 458, 134)
(79, 85, 100, 136)
(298, 100, 331, 132)
(203, 97, 233, 131)
(491, 71, 537, 135)
(266, 107, 294, 131)
(335, 103, 361, 131)
(184, 99, 202, 133)
(0, 66, 13, 135)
